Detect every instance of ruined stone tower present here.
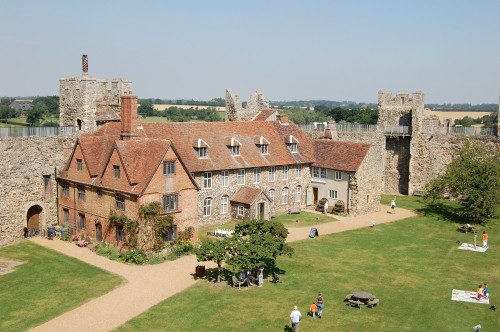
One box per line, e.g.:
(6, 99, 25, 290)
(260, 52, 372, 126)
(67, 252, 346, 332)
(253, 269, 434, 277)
(59, 54, 132, 133)
(225, 89, 270, 121)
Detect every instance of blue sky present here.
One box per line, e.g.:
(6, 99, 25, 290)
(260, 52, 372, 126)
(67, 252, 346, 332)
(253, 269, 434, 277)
(1, 0, 499, 104)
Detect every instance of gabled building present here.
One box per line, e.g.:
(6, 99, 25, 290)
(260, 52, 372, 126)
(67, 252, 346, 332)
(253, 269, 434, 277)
(57, 94, 199, 250)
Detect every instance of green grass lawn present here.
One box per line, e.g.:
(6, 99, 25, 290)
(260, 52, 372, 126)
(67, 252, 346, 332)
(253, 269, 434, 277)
(117, 199, 500, 331)
(0, 242, 123, 332)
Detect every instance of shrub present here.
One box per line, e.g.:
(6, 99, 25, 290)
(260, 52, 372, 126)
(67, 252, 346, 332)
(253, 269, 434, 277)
(121, 249, 146, 264)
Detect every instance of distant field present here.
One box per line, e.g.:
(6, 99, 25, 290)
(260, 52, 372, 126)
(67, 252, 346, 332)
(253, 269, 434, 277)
(424, 110, 491, 124)
(153, 104, 225, 112)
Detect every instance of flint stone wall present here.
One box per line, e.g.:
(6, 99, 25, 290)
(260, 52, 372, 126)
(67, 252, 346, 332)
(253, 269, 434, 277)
(0, 136, 75, 246)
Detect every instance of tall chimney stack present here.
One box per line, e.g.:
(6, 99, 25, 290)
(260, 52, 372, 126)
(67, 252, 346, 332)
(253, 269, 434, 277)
(120, 93, 140, 140)
(82, 54, 88, 76)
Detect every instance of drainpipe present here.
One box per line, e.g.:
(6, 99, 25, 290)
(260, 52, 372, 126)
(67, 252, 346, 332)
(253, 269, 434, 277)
(55, 167, 59, 226)
(347, 173, 351, 213)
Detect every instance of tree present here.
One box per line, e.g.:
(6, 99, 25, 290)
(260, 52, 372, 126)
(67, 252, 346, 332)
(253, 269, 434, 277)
(425, 141, 500, 220)
(26, 107, 43, 125)
(196, 236, 237, 283)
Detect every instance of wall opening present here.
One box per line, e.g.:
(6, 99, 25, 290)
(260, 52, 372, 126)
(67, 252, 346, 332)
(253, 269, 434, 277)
(26, 205, 43, 233)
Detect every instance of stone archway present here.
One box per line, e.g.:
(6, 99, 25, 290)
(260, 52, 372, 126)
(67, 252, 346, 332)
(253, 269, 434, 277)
(26, 205, 43, 232)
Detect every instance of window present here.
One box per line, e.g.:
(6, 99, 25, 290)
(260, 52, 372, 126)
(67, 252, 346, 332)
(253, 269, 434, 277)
(115, 194, 125, 211)
(116, 225, 124, 242)
(313, 167, 326, 181)
(76, 159, 82, 171)
(77, 185, 85, 201)
(163, 161, 176, 175)
(221, 170, 229, 187)
(281, 188, 289, 205)
(43, 175, 51, 198)
(295, 186, 302, 202)
(197, 147, 207, 159)
(97, 189, 103, 199)
(237, 169, 245, 185)
(320, 168, 326, 179)
(268, 189, 275, 205)
(254, 168, 261, 183)
(296, 164, 302, 178)
(78, 213, 86, 229)
(335, 171, 342, 180)
(204, 172, 212, 189)
(259, 144, 269, 154)
(221, 196, 229, 214)
(162, 225, 177, 242)
(63, 208, 69, 224)
(268, 166, 275, 182)
(230, 145, 240, 156)
(282, 165, 289, 180)
(288, 143, 298, 153)
(329, 190, 338, 199)
(62, 181, 69, 197)
(237, 205, 244, 216)
(163, 194, 178, 211)
(113, 165, 120, 179)
(203, 198, 212, 216)
(312, 167, 319, 179)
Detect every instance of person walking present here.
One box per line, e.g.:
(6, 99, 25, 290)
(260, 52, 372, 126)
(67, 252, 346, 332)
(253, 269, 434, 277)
(324, 201, 329, 214)
(316, 292, 324, 318)
(290, 305, 302, 332)
(391, 198, 396, 214)
(482, 231, 488, 248)
(309, 301, 318, 318)
(258, 267, 264, 287)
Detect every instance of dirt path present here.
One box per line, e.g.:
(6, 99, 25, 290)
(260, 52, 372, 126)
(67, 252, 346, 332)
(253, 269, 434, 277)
(29, 204, 416, 332)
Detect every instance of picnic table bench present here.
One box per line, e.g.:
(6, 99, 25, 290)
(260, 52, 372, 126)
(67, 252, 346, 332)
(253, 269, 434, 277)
(458, 225, 478, 233)
(288, 207, 301, 214)
(367, 298, 380, 308)
(232, 276, 244, 289)
(348, 299, 364, 309)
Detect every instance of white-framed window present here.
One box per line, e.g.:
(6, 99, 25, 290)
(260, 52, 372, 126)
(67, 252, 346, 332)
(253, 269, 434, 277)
(237, 205, 244, 216)
(76, 159, 82, 171)
(282, 165, 289, 180)
(320, 168, 326, 179)
(268, 166, 275, 182)
(295, 186, 302, 202)
(335, 171, 342, 180)
(281, 187, 288, 205)
(329, 190, 338, 199)
(254, 168, 261, 183)
(312, 167, 319, 179)
(230, 145, 240, 156)
(115, 194, 125, 210)
(163, 161, 176, 175)
(238, 169, 245, 185)
(221, 170, 229, 187)
(296, 164, 302, 178)
(197, 147, 207, 159)
(288, 143, 298, 153)
(203, 198, 212, 216)
(221, 196, 229, 214)
(162, 225, 177, 242)
(163, 194, 178, 211)
(259, 144, 268, 154)
(269, 189, 275, 205)
(203, 172, 212, 189)
(113, 165, 120, 179)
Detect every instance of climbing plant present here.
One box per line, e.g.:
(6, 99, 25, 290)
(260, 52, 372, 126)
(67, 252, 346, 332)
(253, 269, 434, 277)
(138, 202, 174, 251)
(108, 210, 139, 248)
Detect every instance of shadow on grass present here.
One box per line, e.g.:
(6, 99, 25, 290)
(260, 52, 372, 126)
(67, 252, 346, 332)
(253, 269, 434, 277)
(415, 201, 486, 226)
(202, 266, 288, 285)
(283, 325, 293, 332)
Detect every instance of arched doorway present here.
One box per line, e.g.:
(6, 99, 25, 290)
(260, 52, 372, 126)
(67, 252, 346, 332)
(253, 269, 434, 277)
(27, 205, 43, 233)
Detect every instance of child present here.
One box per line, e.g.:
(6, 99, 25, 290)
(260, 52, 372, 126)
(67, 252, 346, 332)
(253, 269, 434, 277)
(391, 199, 396, 213)
(483, 283, 489, 298)
(477, 284, 484, 300)
(473, 234, 477, 249)
(482, 231, 488, 248)
(309, 301, 317, 318)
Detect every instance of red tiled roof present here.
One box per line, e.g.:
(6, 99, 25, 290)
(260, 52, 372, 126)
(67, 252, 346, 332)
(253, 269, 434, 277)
(230, 185, 265, 205)
(313, 140, 370, 172)
(252, 108, 278, 121)
(79, 135, 115, 177)
(93, 120, 315, 173)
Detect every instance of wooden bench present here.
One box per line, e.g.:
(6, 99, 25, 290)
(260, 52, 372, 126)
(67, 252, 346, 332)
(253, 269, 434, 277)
(348, 299, 364, 309)
(288, 207, 301, 214)
(344, 294, 353, 302)
(458, 225, 478, 233)
(367, 298, 380, 308)
(232, 276, 244, 289)
(412, 190, 427, 196)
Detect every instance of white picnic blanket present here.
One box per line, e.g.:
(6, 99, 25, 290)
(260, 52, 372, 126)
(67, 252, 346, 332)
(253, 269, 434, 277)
(457, 243, 487, 252)
(451, 289, 489, 304)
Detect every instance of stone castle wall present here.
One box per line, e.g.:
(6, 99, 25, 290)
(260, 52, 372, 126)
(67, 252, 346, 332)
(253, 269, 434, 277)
(225, 90, 269, 122)
(0, 136, 75, 246)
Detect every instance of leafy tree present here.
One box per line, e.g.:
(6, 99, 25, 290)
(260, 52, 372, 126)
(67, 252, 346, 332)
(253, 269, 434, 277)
(138, 100, 155, 116)
(196, 237, 237, 283)
(0, 105, 17, 120)
(425, 141, 500, 220)
(26, 107, 43, 125)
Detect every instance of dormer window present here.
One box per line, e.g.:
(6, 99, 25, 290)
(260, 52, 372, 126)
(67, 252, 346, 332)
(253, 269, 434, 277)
(286, 135, 299, 153)
(255, 136, 270, 155)
(193, 138, 209, 159)
(226, 137, 241, 156)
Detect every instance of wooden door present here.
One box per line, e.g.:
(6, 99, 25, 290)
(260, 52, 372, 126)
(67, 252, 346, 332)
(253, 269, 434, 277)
(27, 205, 42, 231)
(96, 223, 102, 242)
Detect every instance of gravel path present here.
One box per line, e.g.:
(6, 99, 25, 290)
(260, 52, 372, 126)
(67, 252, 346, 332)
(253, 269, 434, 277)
(29, 204, 416, 332)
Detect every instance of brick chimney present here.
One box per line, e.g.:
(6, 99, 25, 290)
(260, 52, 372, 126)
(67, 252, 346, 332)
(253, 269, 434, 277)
(82, 54, 88, 76)
(120, 93, 140, 140)
(278, 114, 289, 124)
(324, 120, 338, 140)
